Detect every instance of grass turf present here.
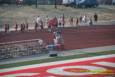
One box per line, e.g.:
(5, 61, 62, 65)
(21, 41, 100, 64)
(0, 50, 115, 69)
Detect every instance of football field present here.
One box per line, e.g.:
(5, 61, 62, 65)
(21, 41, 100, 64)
(0, 54, 115, 77)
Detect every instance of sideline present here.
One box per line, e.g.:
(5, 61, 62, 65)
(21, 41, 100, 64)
(0, 45, 115, 65)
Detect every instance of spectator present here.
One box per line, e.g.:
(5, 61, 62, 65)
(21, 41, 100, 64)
(53, 16, 58, 27)
(53, 38, 58, 45)
(62, 14, 65, 27)
(58, 17, 62, 27)
(23, 23, 25, 31)
(38, 39, 43, 45)
(35, 21, 38, 31)
(4, 24, 7, 33)
(36, 16, 41, 29)
(47, 16, 58, 32)
(46, 16, 49, 28)
(94, 13, 98, 22)
(53, 30, 62, 40)
(15, 23, 18, 31)
(82, 15, 87, 23)
(79, 16, 82, 23)
(7, 24, 9, 33)
(20, 23, 25, 32)
(53, 34, 64, 50)
(26, 22, 29, 31)
(76, 17, 79, 30)
(69, 16, 74, 26)
(4, 24, 10, 33)
(89, 17, 93, 25)
(40, 19, 44, 30)
(47, 18, 52, 32)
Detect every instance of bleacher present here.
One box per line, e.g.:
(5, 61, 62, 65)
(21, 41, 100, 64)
(0, 39, 48, 60)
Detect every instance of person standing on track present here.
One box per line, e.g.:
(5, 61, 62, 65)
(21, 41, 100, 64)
(82, 15, 86, 23)
(35, 21, 38, 31)
(52, 16, 58, 31)
(46, 16, 49, 29)
(4, 24, 7, 33)
(15, 22, 18, 31)
(89, 17, 93, 25)
(7, 24, 9, 33)
(40, 19, 44, 30)
(58, 16, 62, 28)
(36, 16, 41, 29)
(20, 23, 25, 32)
(79, 15, 82, 23)
(53, 29, 64, 50)
(94, 13, 98, 22)
(47, 18, 52, 32)
(23, 23, 26, 31)
(25, 22, 29, 31)
(76, 17, 79, 31)
(4, 24, 9, 33)
(54, 16, 58, 28)
(25, 19, 29, 31)
(62, 14, 65, 28)
(57, 16, 63, 33)
(69, 16, 74, 27)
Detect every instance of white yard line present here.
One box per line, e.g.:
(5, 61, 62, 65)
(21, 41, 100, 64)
(0, 54, 115, 73)
(94, 62, 115, 68)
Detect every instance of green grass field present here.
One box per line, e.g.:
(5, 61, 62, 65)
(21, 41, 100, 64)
(0, 50, 115, 69)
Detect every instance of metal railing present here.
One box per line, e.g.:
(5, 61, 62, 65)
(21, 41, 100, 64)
(0, 39, 48, 60)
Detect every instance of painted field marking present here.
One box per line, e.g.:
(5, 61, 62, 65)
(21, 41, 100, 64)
(0, 54, 115, 73)
(0, 73, 39, 77)
(94, 62, 115, 68)
(47, 66, 106, 76)
(0, 54, 115, 77)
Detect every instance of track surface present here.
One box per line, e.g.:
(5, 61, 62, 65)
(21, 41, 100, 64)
(0, 25, 115, 50)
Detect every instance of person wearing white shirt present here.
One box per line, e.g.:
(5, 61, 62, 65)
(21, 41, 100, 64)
(36, 16, 41, 24)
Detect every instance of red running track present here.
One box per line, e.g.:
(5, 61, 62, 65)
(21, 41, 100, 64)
(0, 25, 115, 50)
